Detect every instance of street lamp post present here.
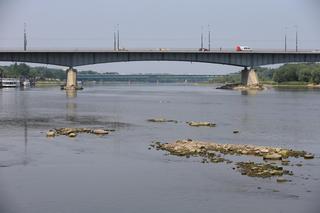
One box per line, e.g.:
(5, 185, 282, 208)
(200, 26, 204, 50)
(284, 27, 287, 52)
(24, 23, 27, 51)
(113, 26, 117, 51)
(117, 24, 120, 51)
(295, 25, 298, 52)
(208, 25, 211, 51)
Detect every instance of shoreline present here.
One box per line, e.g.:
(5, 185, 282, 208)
(201, 82, 320, 90)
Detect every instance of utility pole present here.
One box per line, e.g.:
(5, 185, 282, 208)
(117, 24, 120, 51)
(24, 23, 27, 51)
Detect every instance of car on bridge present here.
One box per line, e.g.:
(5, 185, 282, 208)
(235, 45, 252, 51)
(199, 48, 209, 52)
(159, 48, 169, 51)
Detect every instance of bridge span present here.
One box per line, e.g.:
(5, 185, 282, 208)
(0, 49, 320, 88)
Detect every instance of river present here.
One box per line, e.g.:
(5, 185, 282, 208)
(0, 84, 319, 213)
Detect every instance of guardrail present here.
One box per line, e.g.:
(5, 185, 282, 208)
(0, 48, 319, 53)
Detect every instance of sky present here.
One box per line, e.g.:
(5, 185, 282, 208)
(0, 0, 319, 74)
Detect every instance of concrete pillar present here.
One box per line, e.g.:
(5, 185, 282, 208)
(66, 67, 77, 89)
(241, 68, 259, 86)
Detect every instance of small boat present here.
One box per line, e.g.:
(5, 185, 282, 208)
(0, 78, 20, 88)
(22, 79, 31, 87)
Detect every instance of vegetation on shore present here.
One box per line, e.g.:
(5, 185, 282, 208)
(1, 62, 320, 86)
(209, 63, 320, 86)
(0, 63, 102, 81)
(0, 63, 66, 80)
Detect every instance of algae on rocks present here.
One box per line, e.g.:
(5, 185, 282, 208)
(152, 139, 313, 179)
(147, 118, 178, 123)
(187, 121, 216, 127)
(236, 162, 290, 178)
(155, 140, 307, 159)
(151, 140, 229, 164)
(46, 127, 113, 138)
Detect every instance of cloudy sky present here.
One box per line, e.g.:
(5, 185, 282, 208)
(0, 0, 319, 74)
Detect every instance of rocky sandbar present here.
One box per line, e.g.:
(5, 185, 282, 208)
(46, 127, 114, 138)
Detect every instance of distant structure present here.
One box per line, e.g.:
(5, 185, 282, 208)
(24, 23, 27, 51)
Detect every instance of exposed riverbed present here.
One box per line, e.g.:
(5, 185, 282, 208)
(0, 83, 319, 213)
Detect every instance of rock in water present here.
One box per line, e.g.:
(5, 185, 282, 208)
(46, 130, 56, 137)
(276, 178, 289, 183)
(68, 132, 77, 138)
(233, 129, 240, 134)
(304, 153, 314, 159)
(93, 129, 109, 135)
(263, 153, 282, 160)
(147, 118, 167, 122)
(147, 118, 178, 123)
(187, 121, 216, 127)
(236, 162, 287, 178)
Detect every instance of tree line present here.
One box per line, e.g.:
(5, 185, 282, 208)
(0, 63, 66, 80)
(209, 63, 320, 84)
(0, 63, 105, 80)
(1, 62, 320, 84)
(267, 63, 320, 84)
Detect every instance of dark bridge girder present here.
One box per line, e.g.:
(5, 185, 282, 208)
(0, 51, 320, 68)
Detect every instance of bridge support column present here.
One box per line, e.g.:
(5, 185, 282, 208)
(65, 67, 77, 90)
(241, 68, 259, 86)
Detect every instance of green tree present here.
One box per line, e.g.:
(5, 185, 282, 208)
(298, 68, 312, 82)
(17, 63, 30, 77)
(311, 69, 320, 84)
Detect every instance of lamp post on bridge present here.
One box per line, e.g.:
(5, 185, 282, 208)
(294, 25, 298, 52)
(208, 25, 211, 51)
(113, 26, 117, 51)
(24, 23, 27, 51)
(116, 24, 120, 51)
(284, 27, 287, 52)
(200, 26, 204, 50)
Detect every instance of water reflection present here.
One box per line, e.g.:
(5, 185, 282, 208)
(241, 90, 258, 96)
(66, 89, 77, 98)
(23, 120, 28, 166)
(65, 90, 78, 122)
(21, 90, 29, 166)
(66, 102, 77, 122)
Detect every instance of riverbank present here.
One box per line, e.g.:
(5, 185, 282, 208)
(198, 81, 320, 90)
(35, 80, 63, 87)
(262, 81, 320, 89)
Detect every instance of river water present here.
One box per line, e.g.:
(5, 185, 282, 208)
(0, 84, 319, 213)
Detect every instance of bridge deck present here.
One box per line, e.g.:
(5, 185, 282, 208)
(0, 49, 319, 67)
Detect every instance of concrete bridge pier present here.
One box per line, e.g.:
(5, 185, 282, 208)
(64, 67, 78, 90)
(61, 67, 83, 90)
(241, 67, 259, 86)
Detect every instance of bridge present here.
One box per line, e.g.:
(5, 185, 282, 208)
(1, 49, 320, 89)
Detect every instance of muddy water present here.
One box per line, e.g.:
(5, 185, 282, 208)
(0, 84, 319, 213)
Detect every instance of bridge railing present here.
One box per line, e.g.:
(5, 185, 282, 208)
(0, 48, 318, 53)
